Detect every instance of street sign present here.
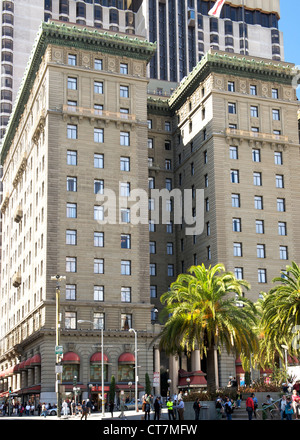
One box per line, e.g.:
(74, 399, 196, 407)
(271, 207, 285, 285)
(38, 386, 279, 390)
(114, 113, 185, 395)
(153, 372, 160, 387)
(55, 365, 63, 374)
(55, 345, 63, 355)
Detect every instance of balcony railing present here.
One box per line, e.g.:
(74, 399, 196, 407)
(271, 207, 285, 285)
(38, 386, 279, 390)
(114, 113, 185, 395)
(62, 105, 136, 123)
(226, 128, 289, 143)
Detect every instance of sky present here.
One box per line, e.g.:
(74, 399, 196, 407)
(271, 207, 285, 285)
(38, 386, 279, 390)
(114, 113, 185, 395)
(279, 0, 300, 66)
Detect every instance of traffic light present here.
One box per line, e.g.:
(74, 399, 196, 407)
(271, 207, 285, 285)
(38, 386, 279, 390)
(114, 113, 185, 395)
(9, 387, 12, 394)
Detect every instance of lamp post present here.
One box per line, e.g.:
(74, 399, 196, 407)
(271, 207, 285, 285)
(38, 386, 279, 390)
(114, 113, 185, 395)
(78, 319, 105, 417)
(281, 344, 289, 382)
(51, 274, 66, 418)
(186, 377, 190, 395)
(128, 381, 132, 401)
(129, 328, 138, 412)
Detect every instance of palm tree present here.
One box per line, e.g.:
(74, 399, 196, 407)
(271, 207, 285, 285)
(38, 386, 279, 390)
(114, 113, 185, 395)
(260, 261, 300, 359)
(158, 264, 259, 386)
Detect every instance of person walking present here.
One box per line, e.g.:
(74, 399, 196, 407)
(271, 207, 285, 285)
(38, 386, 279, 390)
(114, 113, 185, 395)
(144, 399, 151, 420)
(279, 395, 287, 420)
(215, 396, 223, 420)
(193, 398, 201, 420)
(224, 397, 233, 420)
(285, 397, 294, 420)
(62, 399, 68, 417)
(71, 399, 76, 417)
(236, 390, 242, 408)
(109, 400, 115, 418)
(292, 389, 300, 419)
(40, 403, 47, 418)
(167, 398, 175, 420)
(80, 401, 88, 420)
(246, 394, 255, 420)
(153, 397, 161, 420)
(176, 398, 185, 420)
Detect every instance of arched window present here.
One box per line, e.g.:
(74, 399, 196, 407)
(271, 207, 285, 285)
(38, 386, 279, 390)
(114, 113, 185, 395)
(118, 353, 134, 382)
(90, 352, 108, 382)
(62, 351, 80, 381)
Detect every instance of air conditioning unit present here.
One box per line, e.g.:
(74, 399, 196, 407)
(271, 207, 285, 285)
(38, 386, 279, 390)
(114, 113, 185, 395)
(12, 272, 21, 288)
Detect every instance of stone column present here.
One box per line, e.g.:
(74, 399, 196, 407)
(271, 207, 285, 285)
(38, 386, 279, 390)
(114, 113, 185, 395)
(191, 349, 201, 371)
(153, 346, 160, 396)
(168, 354, 179, 396)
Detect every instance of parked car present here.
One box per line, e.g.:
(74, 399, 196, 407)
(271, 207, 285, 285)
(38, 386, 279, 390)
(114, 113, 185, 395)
(47, 406, 70, 416)
(124, 399, 143, 411)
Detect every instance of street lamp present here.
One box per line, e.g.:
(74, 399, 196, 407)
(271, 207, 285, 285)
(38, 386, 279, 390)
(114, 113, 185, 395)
(78, 319, 105, 417)
(167, 379, 172, 397)
(128, 381, 132, 401)
(186, 377, 190, 395)
(129, 328, 138, 412)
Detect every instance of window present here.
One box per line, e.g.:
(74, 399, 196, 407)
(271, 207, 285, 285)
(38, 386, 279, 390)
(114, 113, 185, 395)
(256, 220, 264, 234)
(166, 221, 173, 233)
(165, 121, 171, 131)
(149, 220, 155, 232)
(165, 159, 172, 170)
(120, 156, 130, 171)
(94, 258, 104, 274)
(150, 263, 156, 276)
(228, 102, 236, 114)
(66, 229, 77, 245)
(252, 149, 261, 162)
(67, 203, 77, 218)
(120, 85, 129, 98)
(120, 131, 130, 146)
(121, 260, 131, 275)
(149, 241, 156, 254)
(94, 179, 104, 194)
(148, 138, 153, 149)
(191, 162, 194, 175)
(228, 81, 235, 92)
(272, 109, 280, 120)
(255, 196, 263, 210)
(65, 312, 77, 330)
(253, 172, 262, 186)
(230, 170, 239, 183)
(207, 246, 211, 260)
(67, 77, 77, 90)
(204, 174, 208, 187)
(206, 222, 211, 236)
(94, 59, 103, 70)
(257, 244, 266, 258)
(94, 312, 105, 330)
(67, 176, 77, 192)
(276, 175, 284, 188)
(274, 151, 283, 165)
(278, 222, 287, 236)
(94, 104, 103, 115)
(94, 81, 103, 94)
(168, 264, 174, 276)
(94, 286, 104, 302)
(167, 242, 173, 255)
(94, 205, 104, 221)
(66, 257, 77, 272)
(121, 314, 132, 331)
(233, 242, 242, 257)
(121, 234, 131, 249)
(150, 285, 157, 298)
(66, 284, 76, 301)
(67, 124, 77, 139)
(165, 178, 172, 191)
(148, 177, 155, 189)
(232, 194, 240, 208)
(277, 198, 285, 212)
(94, 128, 104, 143)
(234, 267, 243, 280)
(120, 208, 130, 223)
(250, 106, 259, 118)
(280, 246, 288, 260)
(230, 146, 238, 159)
(165, 141, 171, 150)
(250, 85, 257, 95)
(147, 119, 152, 129)
(94, 153, 104, 169)
(67, 150, 77, 165)
(120, 63, 128, 74)
(94, 232, 104, 247)
(232, 218, 241, 232)
(272, 88, 279, 99)
(121, 287, 131, 303)
(120, 182, 130, 197)
(258, 269, 267, 283)
(205, 198, 210, 212)
(68, 54, 77, 66)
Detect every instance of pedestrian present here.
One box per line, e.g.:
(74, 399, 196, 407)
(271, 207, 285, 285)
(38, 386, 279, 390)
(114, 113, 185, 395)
(246, 394, 255, 420)
(81, 400, 88, 420)
(62, 399, 68, 417)
(30, 403, 35, 416)
(279, 395, 287, 420)
(176, 398, 185, 420)
(236, 390, 242, 408)
(224, 397, 233, 420)
(37, 402, 41, 416)
(144, 399, 151, 420)
(109, 400, 114, 418)
(215, 396, 223, 419)
(40, 403, 47, 418)
(153, 397, 161, 420)
(193, 397, 201, 420)
(86, 399, 93, 416)
(285, 397, 294, 420)
(252, 393, 258, 418)
(167, 397, 175, 420)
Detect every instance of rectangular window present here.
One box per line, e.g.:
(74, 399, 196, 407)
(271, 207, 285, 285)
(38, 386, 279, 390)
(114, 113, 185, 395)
(148, 138, 153, 149)
(272, 88, 279, 99)
(94, 104, 103, 115)
(250, 85, 257, 95)
(230, 170, 239, 183)
(94, 286, 104, 302)
(120, 63, 128, 74)
(67, 176, 77, 192)
(66, 284, 76, 301)
(258, 269, 267, 283)
(120, 156, 130, 171)
(233, 242, 242, 257)
(121, 234, 131, 249)
(250, 106, 259, 118)
(252, 149, 261, 162)
(68, 54, 77, 66)
(66, 257, 77, 272)
(256, 220, 264, 234)
(232, 218, 241, 232)
(149, 241, 156, 254)
(94, 153, 104, 169)
(253, 172, 262, 186)
(274, 151, 283, 165)
(165, 159, 172, 170)
(165, 121, 171, 131)
(167, 242, 173, 255)
(278, 222, 287, 236)
(120, 131, 130, 146)
(94, 179, 104, 195)
(255, 196, 263, 210)
(229, 146, 238, 159)
(228, 102, 236, 114)
(120, 208, 130, 223)
(121, 260, 131, 275)
(67, 77, 77, 90)
(66, 229, 77, 245)
(150, 263, 156, 276)
(166, 221, 173, 233)
(257, 244, 266, 258)
(276, 175, 284, 188)
(67, 124, 77, 139)
(232, 194, 240, 208)
(228, 81, 235, 92)
(94, 205, 104, 221)
(94, 231, 104, 247)
(94, 258, 104, 274)
(280, 246, 288, 260)
(150, 285, 157, 298)
(272, 109, 280, 120)
(121, 287, 131, 302)
(94, 128, 104, 143)
(165, 178, 172, 191)
(120, 182, 130, 197)
(94, 59, 103, 70)
(65, 311, 77, 329)
(94, 313, 105, 330)
(277, 198, 285, 212)
(67, 150, 77, 165)
(120, 85, 129, 98)
(168, 264, 174, 276)
(121, 314, 132, 331)
(234, 267, 243, 280)
(94, 81, 103, 94)
(67, 203, 77, 218)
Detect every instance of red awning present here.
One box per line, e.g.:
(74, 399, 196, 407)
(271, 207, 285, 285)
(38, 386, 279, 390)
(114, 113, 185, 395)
(90, 352, 109, 363)
(18, 361, 26, 370)
(62, 352, 80, 363)
(30, 354, 41, 366)
(25, 358, 32, 368)
(118, 353, 135, 364)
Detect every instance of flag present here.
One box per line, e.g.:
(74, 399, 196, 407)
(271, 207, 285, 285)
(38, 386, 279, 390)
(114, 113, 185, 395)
(208, 0, 226, 18)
